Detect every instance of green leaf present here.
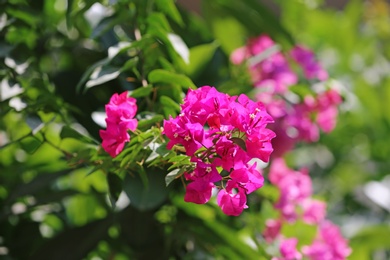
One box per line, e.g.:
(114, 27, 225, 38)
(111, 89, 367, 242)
(165, 168, 185, 187)
(107, 172, 123, 208)
(160, 95, 181, 118)
(66, 0, 74, 28)
(147, 12, 171, 32)
(209, 17, 246, 55)
(231, 137, 246, 152)
(149, 69, 196, 89)
(185, 42, 219, 78)
(137, 114, 164, 130)
(155, 0, 184, 26)
(76, 58, 109, 93)
(19, 136, 42, 154)
(123, 167, 168, 211)
(121, 56, 139, 72)
(129, 85, 153, 98)
(85, 66, 120, 89)
(60, 125, 98, 144)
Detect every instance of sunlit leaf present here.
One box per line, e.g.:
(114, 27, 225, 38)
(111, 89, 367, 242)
(85, 66, 120, 88)
(149, 69, 196, 89)
(155, 0, 184, 26)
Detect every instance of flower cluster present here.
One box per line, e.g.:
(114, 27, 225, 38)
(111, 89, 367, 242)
(99, 91, 138, 158)
(163, 86, 275, 216)
(263, 158, 351, 260)
(231, 35, 341, 157)
(269, 158, 326, 223)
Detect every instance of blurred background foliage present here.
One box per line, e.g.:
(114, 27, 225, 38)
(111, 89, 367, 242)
(0, 0, 389, 259)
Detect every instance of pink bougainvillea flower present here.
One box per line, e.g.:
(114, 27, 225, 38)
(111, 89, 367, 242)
(163, 86, 275, 216)
(280, 238, 302, 260)
(263, 219, 282, 242)
(100, 120, 130, 158)
(217, 180, 248, 216)
(184, 180, 215, 204)
(269, 157, 312, 222)
(99, 91, 138, 157)
(230, 163, 264, 194)
(302, 221, 351, 260)
(302, 199, 327, 225)
(290, 45, 328, 81)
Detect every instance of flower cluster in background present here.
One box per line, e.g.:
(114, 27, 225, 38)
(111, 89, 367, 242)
(231, 34, 342, 157)
(99, 91, 138, 157)
(163, 86, 275, 216)
(264, 158, 351, 260)
(231, 35, 350, 259)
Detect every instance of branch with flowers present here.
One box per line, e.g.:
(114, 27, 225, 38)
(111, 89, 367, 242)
(1, 0, 363, 259)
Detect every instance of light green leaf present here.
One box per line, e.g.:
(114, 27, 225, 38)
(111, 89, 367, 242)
(185, 42, 219, 78)
(149, 69, 196, 89)
(129, 85, 153, 98)
(155, 0, 184, 26)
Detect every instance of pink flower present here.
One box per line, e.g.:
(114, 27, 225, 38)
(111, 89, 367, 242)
(217, 181, 248, 216)
(230, 163, 264, 194)
(164, 86, 275, 216)
(230, 46, 248, 65)
(163, 117, 206, 156)
(302, 199, 327, 225)
(105, 92, 137, 126)
(99, 91, 138, 157)
(184, 180, 215, 204)
(263, 219, 282, 242)
(316, 89, 342, 133)
(269, 158, 312, 222)
(99, 121, 130, 158)
(290, 45, 328, 81)
(280, 238, 302, 260)
(302, 221, 351, 260)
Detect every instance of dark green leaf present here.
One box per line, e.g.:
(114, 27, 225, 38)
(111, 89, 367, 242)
(19, 136, 42, 154)
(107, 172, 123, 208)
(231, 137, 246, 151)
(123, 167, 168, 211)
(30, 217, 112, 260)
(66, 0, 74, 28)
(85, 66, 121, 88)
(76, 59, 109, 93)
(5, 170, 72, 204)
(60, 125, 98, 144)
